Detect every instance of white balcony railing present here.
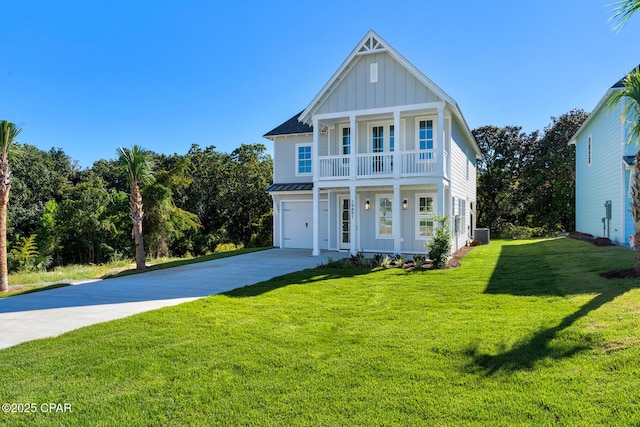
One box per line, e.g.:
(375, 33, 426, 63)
(357, 153, 394, 177)
(318, 150, 437, 180)
(319, 155, 350, 179)
(401, 150, 436, 176)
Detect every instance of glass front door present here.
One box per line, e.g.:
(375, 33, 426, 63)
(339, 196, 350, 250)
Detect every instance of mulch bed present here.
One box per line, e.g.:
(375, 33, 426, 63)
(446, 245, 475, 268)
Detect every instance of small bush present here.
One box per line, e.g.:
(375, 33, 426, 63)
(412, 254, 426, 266)
(426, 215, 451, 269)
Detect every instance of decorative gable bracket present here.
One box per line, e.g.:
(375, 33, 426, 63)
(357, 35, 386, 55)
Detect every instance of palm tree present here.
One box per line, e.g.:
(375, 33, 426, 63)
(609, 69, 640, 273)
(610, 0, 640, 273)
(610, 0, 640, 32)
(117, 145, 154, 270)
(0, 121, 21, 292)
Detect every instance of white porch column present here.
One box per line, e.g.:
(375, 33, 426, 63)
(437, 182, 446, 218)
(312, 117, 320, 256)
(437, 105, 445, 178)
(312, 184, 320, 256)
(349, 184, 357, 256)
(393, 110, 401, 179)
(312, 118, 320, 182)
(349, 115, 357, 180)
(393, 183, 401, 254)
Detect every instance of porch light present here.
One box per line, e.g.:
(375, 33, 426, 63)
(402, 198, 408, 210)
(365, 199, 371, 211)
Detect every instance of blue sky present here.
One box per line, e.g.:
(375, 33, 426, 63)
(1, 0, 639, 168)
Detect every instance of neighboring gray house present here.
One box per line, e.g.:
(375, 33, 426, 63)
(264, 30, 481, 256)
(569, 66, 639, 246)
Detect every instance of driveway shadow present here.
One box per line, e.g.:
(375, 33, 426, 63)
(467, 238, 637, 375)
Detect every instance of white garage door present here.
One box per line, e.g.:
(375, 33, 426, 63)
(282, 201, 328, 249)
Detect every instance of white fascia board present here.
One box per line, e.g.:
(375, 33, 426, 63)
(312, 102, 445, 122)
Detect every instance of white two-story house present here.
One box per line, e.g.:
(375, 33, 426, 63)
(264, 30, 481, 256)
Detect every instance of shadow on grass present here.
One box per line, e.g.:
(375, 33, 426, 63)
(223, 267, 381, 298)
(468, 239, 638, 374)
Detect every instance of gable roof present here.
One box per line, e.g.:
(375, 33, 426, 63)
(569, 64, 640, 145)
(263, 111, 313, 138)
(298, 30, 457, 124)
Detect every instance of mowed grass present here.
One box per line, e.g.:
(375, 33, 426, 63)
(1, 238, 639, 426)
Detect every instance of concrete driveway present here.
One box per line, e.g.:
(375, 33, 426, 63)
(0, 249, 345, 350)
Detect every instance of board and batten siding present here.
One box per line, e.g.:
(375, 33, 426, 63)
(450, 118, 477, 250)
(316, 52, 441, 115)
(575, 100, 626, 244)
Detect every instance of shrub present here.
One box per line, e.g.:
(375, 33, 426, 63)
(412, 254, 426, 266)
(426, 215, 451, 269)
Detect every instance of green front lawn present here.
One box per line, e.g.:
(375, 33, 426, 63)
(1, 238, 639, 426)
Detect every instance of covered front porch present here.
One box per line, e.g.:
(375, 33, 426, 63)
(311, 180, 449, 256)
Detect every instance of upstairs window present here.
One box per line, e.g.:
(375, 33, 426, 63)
(390, 125, 395, 152)
(342, 127, 351, 155)
(296, 144, 312, 175)
(372, 126, 384, 153)
(418, 119, 434, 160)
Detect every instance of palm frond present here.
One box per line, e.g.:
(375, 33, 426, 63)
(610, 0, 640, 32)
(0, 120, 22, 160)
(609, 69, 640, 144)
(117, 145, 155, 186)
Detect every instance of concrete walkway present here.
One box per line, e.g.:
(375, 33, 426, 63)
(0, 249, 346, 350)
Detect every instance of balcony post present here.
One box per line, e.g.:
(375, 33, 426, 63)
(349, 115, 357, 180)
(393, 110, 401, 178)
(437, 105, 445, 177)
(350, 183, 357, 256)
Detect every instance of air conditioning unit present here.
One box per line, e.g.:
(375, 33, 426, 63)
(474, 228, 490, 245)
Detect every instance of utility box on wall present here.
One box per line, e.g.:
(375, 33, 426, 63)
(474, 228, 490, 245)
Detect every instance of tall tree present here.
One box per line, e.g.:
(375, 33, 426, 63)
(0, 121, 21, 292)
(117, 146, 154, 270)
(522, 109, 588, 232)
(610, 1, 640, 273)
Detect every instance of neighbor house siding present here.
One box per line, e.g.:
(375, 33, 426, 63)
(316, 52, 441, 115)
(575, 101, 625, 244)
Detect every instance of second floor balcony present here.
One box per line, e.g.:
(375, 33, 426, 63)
(318, 150, 446, 180)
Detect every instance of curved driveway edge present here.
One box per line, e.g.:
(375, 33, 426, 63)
(0, 249, 345, 350)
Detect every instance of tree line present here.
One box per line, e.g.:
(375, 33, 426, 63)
(1, 136, 273, 279)
(474, 109, 588, 237)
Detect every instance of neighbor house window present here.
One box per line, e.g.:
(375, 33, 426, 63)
(296, 144, 312, 175)
(418, 119, 434, 160)
(376, 194, 393, 238)
(588, 135, 592, 166)
(416, 194, 435, 239)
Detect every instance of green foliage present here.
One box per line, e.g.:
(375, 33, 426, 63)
(8, 234, 50, 273)
(494, 223, 551, 239)
(426, 215, 451, 269)
(412, 253, 426, 266)
(474, 110, 587, 235)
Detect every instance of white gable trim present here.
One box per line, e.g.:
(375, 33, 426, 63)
(298, 30, 481, 161)
(299, 30, 456, 123)
(569, 88, 622, 146)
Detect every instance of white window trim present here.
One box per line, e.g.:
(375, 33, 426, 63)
(368, 121, 394, 154)
(587, 134, 592, 166)
(415, 193, 436, 240)
(415, 116, 438, 151)
(376, 193, 393, 239)
(295, 143, 312, 176)
(338, 124, 351, 156)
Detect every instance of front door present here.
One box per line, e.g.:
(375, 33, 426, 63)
(339, 196, 350, 250)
